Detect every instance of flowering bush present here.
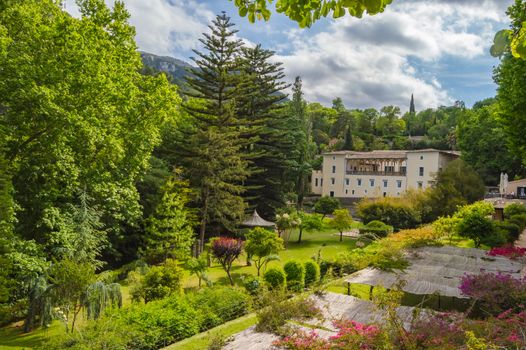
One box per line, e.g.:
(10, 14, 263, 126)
(488, 244, 526, 259)
(459, 272, 526, 315)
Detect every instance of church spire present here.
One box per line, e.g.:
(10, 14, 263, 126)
(410, 94, 416, 114)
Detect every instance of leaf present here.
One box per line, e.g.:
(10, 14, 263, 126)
(490, 29, 511, 57)
(248, 11, 256, 23)
(238, 7, 248, 17)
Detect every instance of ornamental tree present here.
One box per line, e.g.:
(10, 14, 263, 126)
(314, 196, 340, 219)
(210, 237, 244, 285)
(297, 212, 324, 243)
(245, 227, 284, 276)
(331, 209, 353, 242)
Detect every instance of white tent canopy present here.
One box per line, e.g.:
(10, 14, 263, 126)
(346, 246, 524, 299)
(242, 210, 275, 227)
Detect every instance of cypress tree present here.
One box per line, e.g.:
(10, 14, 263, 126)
(410, 94, 416, 115)
(289, 76, 313, 209)
(237, 44, 292, 217)
(342, 125, 353, 151)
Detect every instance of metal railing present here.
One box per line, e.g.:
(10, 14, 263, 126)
(346, 170, 406, 176)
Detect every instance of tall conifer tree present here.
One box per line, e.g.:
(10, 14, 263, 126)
(176, 13, 249, 252)
(237, 45, 292, 217)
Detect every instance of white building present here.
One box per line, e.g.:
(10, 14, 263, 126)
(311, 149, 460, 198)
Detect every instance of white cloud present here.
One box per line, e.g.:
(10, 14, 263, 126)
(274, 0, 513, 111)
(65, 0, 214, 61)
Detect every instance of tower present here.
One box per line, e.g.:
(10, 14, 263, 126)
(409, 94, 416, 114)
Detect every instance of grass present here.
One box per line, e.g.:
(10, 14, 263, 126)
(185, 227, 357, 288)
(0, 321, 64, 350)
(163, 313, 257, 350)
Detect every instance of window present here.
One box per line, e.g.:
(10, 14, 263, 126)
(345, 189, 348, 194)
(420, 155, 424, 160)
(330, 191, 335, 197)
(383, 180, 388, 188)
(332, 165, 336, 173)
(352, 190, 355, 195)
(419, 167, 424, 176)
(397, 180, 402, 188)
(370, 179, 375, 187)
(320, 179, 323, 186)
(331, 178, 335, 185)
(315, 178, 318, 187)
(418, 181, 423, 189)
(345, 178, 350, 186)
(384, 166, 394, 173)
(332, 156, 336, 160)
(357, 179, 362, 186)
(400, 166, 407, 174)
(383, 192, 387, 197)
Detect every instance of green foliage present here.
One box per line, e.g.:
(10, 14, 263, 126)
(457, 212, 497, 248)
(184, 256, 209, 288)
(504, 203, 526, 218)
(263, 267, 287, 290)
(330, 208, 353, 242)
(0, 0, 180, 259)
(457, 104, 524, 185)
(143, 176, 195, 264)
(507, 213, 526, 232)
(244, 227, 284, 276)
(359, 220, 394, 238)
(243, 275, 264, 295)
(357, 197, 420, 230)
(131, 259, 184, 303)
(255, 293, 321, 333)
(428, 159, 486, 218)
(47, 259, 97, 332)
(231, 0, 393, 28)
(283, 260, 305, 292)
(314, 196, 340, 218)
(188, 287, 252, 330)
(303, 260, 320, 287)
(296, 212, 324, 243)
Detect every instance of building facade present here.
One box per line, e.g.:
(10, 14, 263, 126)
(311, 149, 459, 198)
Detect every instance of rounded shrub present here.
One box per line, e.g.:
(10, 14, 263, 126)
(359, 220, 393, 238)
(243, 275, 264, 295)
(304, 260, 320, 287)
(263, 267, 286, 290)
(283, 260, 305, 292)
(495, 221, 521, 242)
(504, 203, 526, 218)
(508, 214, 526, 232)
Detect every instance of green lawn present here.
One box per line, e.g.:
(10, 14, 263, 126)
(185, 227, 357, 288)
(0, 322, 64, 350)
(163, 314, 257, 350)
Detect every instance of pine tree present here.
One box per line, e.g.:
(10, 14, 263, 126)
(237, 45, 292, 217)
(143, 175, 195, 264)
(174, 13, 250, 253)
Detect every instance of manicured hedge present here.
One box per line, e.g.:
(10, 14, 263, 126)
(359, 220, 393, 238)
(304, 260, 320, 287)
(283, 260, 305, 292)
(263, 267, 286, 290)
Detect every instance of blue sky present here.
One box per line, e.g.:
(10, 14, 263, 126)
(67, 0, 514, 111)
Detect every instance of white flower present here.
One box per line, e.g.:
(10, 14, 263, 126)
(283, 213, 290, 219)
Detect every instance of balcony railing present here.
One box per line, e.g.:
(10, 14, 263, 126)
(346, 170, 407, 176)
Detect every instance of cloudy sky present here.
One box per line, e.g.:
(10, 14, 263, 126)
(66, 0, 513, 111)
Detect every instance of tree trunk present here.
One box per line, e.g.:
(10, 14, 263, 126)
(226, 268, 234, 285)
(340, 231, 343, 242)
(298, 227, 303, 243)
(71, 306, 81, 333)
(199, 188, 209, 255)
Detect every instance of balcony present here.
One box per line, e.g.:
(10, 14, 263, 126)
(346, 170, 407, 176)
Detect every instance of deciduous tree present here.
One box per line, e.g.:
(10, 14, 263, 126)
(245, 227, 284, 276)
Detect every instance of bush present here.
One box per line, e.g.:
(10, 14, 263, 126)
(504, 203, 526, 218)
(508, 213, 526, 232)
(189, 287, 251, 329)
(356, 198, 421, 230)
(494, 221, 521, 242)
(131, 259, 184, 303)
(304, 260, 320, 287)
(243, 275, 264, 295)
(314, 196, 340, 218)
(456, 212, 496, 248)
(283, 260, 305, 292)
(256, 294, 321, 333)
(263, 267, 286, 290)
(359, 220, 393, 238)
(459, 272, 526, 316)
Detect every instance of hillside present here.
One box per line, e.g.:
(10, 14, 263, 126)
(140, 51, 193, 83)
